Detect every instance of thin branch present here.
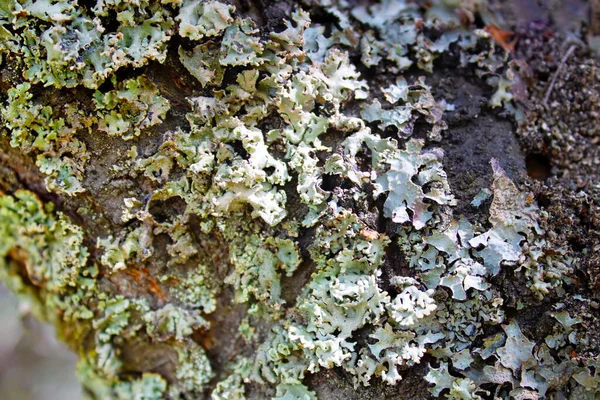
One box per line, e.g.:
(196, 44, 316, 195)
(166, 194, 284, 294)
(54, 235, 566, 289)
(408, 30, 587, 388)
(543, 44, 577, 106)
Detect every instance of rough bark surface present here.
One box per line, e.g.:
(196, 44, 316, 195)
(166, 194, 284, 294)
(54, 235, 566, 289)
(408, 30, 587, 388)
(0, 0, 599, 399)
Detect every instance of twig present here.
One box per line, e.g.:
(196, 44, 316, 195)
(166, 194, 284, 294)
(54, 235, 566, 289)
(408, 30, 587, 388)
(543, 44, 577, 106)
(591, 0, 600, 36)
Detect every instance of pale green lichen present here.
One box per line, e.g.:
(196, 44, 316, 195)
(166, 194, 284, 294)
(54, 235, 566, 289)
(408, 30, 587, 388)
(220, 18, 263, 66)
(1, 83, 89, 194)
(0, 1, 597, 399)
(94, 75, 170, 140)
(362, 77, 447, 140)
(0, 190, 95, 323)
(0, 189, 217, 399)
(177, 0, 234, 41)
(273, 383, 317, 400)
(1, 0, 176, 88)
(0, 191, 165, 398)
(97, 224, 153, 272)
(226, 235, 301, 310)
(376, 139, 455, 229)
(165, 264, 218, 314)
(172, 342, 214, 395)
(113, 373, 168, 400)
(386, 277, 437, 327)
(179, 43, 225, 87)
(212, 357, 251, 400)
(144, 304, 209, 341)
(471, 187, 491, 207)
(355, 323, 430, 386)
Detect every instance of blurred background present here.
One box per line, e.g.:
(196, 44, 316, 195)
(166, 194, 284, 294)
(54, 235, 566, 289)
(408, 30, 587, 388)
(0, 284, 81, 400)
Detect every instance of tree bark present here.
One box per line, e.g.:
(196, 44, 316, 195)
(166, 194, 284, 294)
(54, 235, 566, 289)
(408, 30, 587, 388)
(0, 1, 599, 399)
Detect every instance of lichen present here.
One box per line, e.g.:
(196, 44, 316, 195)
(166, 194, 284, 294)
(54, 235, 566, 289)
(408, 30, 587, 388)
(0, 1, 597, 399)
(1, 83, 89, 194)
(226, 235, 301, 310)
(177, 0, 234, 41)
(376, 139, 455, 229)
(0, 190, 95, 323)
(1, 0, 176, 89)
(94, 75, 170, 140)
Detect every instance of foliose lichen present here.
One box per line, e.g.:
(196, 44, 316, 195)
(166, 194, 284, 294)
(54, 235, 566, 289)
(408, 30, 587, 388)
(0, 0, 598, 399)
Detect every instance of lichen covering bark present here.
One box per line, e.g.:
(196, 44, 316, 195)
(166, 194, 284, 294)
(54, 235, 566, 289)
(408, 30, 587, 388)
(0, 0, 598, 399)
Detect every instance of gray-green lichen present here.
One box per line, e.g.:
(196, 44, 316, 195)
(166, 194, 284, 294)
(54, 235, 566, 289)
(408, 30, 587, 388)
(94, 75, 170, 140)
(0, 0, 598, 399)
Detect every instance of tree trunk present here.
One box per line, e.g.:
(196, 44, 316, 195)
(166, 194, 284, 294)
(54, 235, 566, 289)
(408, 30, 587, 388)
(0, 0, 599, 399)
